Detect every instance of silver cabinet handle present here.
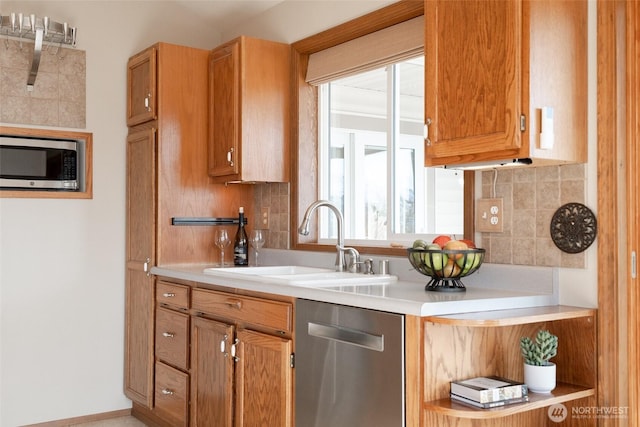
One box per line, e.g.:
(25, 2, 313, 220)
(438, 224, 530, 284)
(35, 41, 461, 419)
(162, 332, 174, 338)
(220, 334, 228, 356)
(161, 389, 174, 395)
(162, 292, 175, 298)
(227, 147, 234, 166)
(424, 118, 432, 146)
(144, 93, 152, 111)
(230, 338, 239, 362)
(143, 257, 151, 276)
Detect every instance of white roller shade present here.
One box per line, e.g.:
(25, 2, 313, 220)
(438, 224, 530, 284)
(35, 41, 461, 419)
(305, 16, 424, 85)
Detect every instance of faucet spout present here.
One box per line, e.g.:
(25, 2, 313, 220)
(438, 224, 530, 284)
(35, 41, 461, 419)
(298, 200, 346, 271)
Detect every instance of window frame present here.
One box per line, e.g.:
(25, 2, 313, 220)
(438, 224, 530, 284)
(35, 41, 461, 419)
(290, 0, 475, 256)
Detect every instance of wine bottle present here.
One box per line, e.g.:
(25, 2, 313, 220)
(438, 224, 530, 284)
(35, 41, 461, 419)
(233, 207, 249, 266)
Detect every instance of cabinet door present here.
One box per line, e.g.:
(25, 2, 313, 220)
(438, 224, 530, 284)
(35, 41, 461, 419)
(424, 0, 522, 166)
(124, 128, 157, 407)
(234, 329, 293, 427)
(127, 47, 157, 126)
(190, 316, 235, 427)
(208, 41, 240, 178)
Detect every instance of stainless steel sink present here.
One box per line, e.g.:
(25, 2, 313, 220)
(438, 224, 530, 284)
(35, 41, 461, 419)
(202, 265, 397, 287)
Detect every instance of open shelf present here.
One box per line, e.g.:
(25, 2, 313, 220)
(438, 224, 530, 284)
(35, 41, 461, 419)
(424, 305, 596, 327)
(424, 382, 595, 419)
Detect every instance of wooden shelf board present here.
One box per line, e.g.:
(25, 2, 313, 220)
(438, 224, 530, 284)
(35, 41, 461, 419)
(424, 382, 595, 419)
(424, 305, 596, 327)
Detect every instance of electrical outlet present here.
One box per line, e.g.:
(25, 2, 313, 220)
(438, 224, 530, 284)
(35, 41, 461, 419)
(260, 207, 270, 229)
(476, 198, 504, 233)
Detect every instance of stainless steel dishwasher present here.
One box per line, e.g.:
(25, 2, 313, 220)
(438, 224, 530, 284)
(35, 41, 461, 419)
(295, 299, 405, 427)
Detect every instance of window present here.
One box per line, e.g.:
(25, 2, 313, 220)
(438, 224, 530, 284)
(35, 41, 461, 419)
(317, 57, 464, 246)
(292, 2, 472, 252)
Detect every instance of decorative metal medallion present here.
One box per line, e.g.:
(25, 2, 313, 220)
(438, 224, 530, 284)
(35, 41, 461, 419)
(550, 203, 597, 253)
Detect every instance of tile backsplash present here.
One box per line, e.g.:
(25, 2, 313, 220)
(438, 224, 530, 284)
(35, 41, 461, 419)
(252, 164, 590, 269)
(480, 164, 588, 268)
(253, 182, 290, 250)
(0, 39, 86, 128)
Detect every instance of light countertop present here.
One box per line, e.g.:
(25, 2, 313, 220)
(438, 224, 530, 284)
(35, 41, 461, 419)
(151, 262, 557, 317)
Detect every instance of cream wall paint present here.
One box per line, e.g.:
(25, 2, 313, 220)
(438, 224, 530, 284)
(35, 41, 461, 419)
(0, 1, 397, 425)
(221, 0, 394, 42)
(0, 2, 223, 424)
(556, 0, 598, 308)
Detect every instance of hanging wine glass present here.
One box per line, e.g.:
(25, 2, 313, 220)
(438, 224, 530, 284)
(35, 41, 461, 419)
(214, 229, 231, 266)
(249, 229, 266, 266)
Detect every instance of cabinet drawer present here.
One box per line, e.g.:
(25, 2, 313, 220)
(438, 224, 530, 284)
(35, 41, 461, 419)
(155, 307, 189, 370)
(192, 289, 293, 333)
(154, 362, 188, 427)
(157, 281, 190, 309)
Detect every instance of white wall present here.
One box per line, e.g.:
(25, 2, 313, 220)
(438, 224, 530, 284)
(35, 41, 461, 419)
(0, 1, 394, 425)
(556, 0, 598, 308)
(0, 2, 220, 426)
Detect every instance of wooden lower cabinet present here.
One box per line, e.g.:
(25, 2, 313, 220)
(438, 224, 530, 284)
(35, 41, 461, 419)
(233, 329, 293, 426)
(190, 316, 234, 426)
(191, 290, 293, 427)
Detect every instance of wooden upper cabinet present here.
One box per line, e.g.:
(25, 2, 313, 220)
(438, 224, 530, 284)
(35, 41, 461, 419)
(424, 0, 587, 167)
(209, 41, 239, 178)
(127, 47, 157, 126)
(208, 36, 291, 183)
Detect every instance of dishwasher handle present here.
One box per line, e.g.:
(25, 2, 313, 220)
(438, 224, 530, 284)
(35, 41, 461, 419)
(307, 322, 384, 352)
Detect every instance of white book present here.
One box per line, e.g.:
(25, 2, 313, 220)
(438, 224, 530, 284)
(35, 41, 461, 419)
(450, 393, 530, 409)
(450, 376, 527, 404)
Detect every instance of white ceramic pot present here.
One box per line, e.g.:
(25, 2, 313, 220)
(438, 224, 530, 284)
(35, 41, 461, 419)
(523, 362, 556, 393)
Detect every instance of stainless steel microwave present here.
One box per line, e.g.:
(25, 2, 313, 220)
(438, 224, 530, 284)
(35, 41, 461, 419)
(0, 135, 80, 191)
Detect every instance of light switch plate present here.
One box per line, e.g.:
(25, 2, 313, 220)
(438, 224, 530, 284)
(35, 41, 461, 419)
(476, 198, 504, 233)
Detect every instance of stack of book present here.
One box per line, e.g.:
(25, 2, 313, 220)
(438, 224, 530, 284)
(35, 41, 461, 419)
(450, 376, 529, 409)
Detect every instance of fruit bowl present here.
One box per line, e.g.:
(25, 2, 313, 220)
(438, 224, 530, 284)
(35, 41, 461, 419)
(407, 248, 485, 292)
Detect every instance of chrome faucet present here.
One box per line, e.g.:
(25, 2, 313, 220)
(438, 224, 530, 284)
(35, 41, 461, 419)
(298, 200, 359, 272)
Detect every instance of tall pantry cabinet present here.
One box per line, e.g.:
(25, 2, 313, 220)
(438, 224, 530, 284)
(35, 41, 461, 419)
(125, 42, 241, 421)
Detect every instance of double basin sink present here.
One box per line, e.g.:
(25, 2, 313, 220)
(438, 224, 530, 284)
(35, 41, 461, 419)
(203, 265, 397, 287)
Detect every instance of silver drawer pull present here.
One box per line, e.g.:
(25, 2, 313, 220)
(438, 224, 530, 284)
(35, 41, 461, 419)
(308, 322, 384, 352)
(162, 292, 175, 298)
(161, 389, 174, 395)
(162, 332, 174, 338)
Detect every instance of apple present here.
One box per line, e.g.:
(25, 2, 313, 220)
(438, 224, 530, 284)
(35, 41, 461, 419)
(443, 239, 469, 261)
(456, 252, 482, 274)
(422, 243, 447, 271)
(412, 239, 429, 249)
(432, 235, 452, 248)
(460, 238, 476, 248)
(440, 261, 461, 277)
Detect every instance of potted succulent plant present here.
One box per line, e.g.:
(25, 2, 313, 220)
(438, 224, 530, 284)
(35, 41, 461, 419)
(520, 329, 558, 393)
